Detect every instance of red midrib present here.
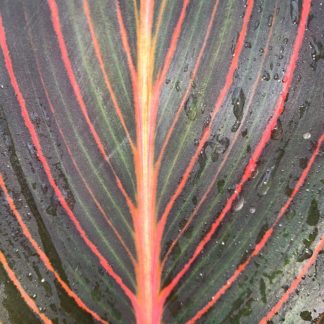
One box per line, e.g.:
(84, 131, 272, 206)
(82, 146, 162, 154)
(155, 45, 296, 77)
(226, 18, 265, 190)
(132, 0, 162, 323)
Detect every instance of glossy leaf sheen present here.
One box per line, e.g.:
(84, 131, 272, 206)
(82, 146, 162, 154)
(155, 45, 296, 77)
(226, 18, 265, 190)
(0, 0, 323, 323)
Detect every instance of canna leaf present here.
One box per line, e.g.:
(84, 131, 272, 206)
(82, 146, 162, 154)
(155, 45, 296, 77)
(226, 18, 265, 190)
(0, 0, 323, 323)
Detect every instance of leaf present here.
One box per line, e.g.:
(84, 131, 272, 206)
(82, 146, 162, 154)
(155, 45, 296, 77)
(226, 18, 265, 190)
(0, 0, 323, 323)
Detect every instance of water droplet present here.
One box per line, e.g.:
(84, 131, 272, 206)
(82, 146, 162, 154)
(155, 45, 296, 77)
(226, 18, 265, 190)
(299, 100, 310, 119)
(300, 310, 312, 321)
(257, 166, 275, 196)
(203, 114, 211, 128)
(309, 38, 324, 70)
(254, 20, 260, 30)
(241, 129, 248, 138)
(303, 132, 311, 139)
(290, 0, 302, 24)
(273, 73, 280, 80)
(175, 81, 181, 92)
(211, 136, 230, 162)
(184, 94, 198, 121)
(217, 179, 225, 193)
(297, 248, 313, 262)
(233, 196, 245, 212)
(231, 88, 245, 132)
(306, 199, 320, 226)
(299, 157, 308, 169)
(271, 119, 283, 140)
(282, 75, 288, 83)
(193, 142, 214, 183)
(27, 143, 36, 156)
(262, 70, 270, 81)
(244, 41, 252, 48)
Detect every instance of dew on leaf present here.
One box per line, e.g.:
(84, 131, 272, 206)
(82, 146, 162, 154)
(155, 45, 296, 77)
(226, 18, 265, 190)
(290, 0, 302, 24)
(203, 114, 211, 129)
(303, 228, 318, 248)
(233, 196, 245, 212)
(260, 278, 267, 303)
(300, 310, 312, 321)
(257, 166, 275, 196)
(303, 132, 311, 139)
(306, 199, 320, 226)
(244, 41, 252, 48)
(184, 94, 198, 121)
(211, 136, 230, 161)
(299, 157, 308, 169)
(241, 128, 248, 137)
(175, 80, 181, 92)
(254, 20, 260, 30)
(310, 38, 324, 63)
(262, 70, 270, 81)
(297, 247, 313, 262)
(271, 119, 283, 140)
(192, 142, 213, 183)
(217, 179, 225, 193)
(299, 100, 310, 119)
(231, 87, 245, 132)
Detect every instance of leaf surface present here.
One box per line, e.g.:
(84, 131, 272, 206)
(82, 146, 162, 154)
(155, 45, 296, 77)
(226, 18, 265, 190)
(0, 0, 323, 323)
